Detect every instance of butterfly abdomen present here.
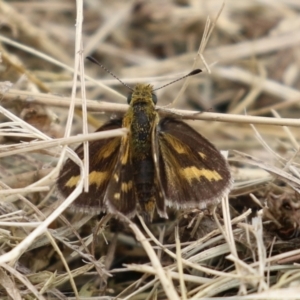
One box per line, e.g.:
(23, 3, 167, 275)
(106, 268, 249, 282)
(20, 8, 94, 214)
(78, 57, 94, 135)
(134, 158, 155, 199)
(125, 96, 158, 218)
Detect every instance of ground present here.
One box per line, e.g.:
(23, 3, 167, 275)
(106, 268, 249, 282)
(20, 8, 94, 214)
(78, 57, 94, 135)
(1, 0, 300, 299)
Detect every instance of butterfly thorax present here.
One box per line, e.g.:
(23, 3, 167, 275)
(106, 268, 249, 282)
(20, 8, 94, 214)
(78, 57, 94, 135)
(122, 84, 159, 218)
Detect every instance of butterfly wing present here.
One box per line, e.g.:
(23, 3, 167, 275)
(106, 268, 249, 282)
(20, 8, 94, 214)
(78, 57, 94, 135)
(104, 135, 137, 218)
(57, 119, 122, 213)
(156, 118, 232, 209)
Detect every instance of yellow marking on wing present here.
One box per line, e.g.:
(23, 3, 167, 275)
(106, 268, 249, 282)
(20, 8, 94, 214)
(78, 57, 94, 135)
(89, 171, 109, 187)
(114, 193, 120, 200)
(65, 171, 108, 188)
(198, 152, 206, 159)
(98, 138, 120, 159)
(180, 166, 222, 184)
(121, 180, 133, 192)
(65, 175, 80, 188)
(166, 136, 187, 154)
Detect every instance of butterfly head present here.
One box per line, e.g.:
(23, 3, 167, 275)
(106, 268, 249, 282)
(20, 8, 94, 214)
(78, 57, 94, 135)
(127, 83, 157, 107)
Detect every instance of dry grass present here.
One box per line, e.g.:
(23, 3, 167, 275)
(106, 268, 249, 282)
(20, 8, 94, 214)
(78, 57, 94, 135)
(1, 0, 300, 299)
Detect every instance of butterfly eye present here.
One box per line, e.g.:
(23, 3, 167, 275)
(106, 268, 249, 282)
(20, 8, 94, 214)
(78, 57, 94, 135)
(152, 94, 157, 104)
(127, 93, 133, 104)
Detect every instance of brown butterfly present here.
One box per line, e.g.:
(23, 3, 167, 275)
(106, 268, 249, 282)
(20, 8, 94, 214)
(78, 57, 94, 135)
(57, 67, 232, 221)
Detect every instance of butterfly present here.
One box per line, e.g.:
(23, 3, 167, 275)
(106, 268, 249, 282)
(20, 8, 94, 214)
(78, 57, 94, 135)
(57, 69, 232, 221)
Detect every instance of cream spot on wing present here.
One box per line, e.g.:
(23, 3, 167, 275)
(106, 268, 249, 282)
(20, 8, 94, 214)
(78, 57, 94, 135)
(114, 173, 119, 182)
(121, 181, 133, 192)
(114, 193, 120, 200)
(198, 152, 206, 159)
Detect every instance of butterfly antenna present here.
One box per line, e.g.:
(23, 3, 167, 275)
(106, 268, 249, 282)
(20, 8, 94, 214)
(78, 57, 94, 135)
(153, 69, 202, 92)
(86, 56, 134, 91)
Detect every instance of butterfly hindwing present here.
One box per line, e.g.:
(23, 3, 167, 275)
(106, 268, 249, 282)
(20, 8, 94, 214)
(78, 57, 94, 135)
(57, 119, 122, 213)
(104, 136, 137, 217)
(157, 118, 232, 209)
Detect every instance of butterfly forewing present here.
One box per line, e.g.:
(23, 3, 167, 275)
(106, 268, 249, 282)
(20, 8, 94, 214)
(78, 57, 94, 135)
(57, 119, 122, 213)
(156, 118, 232, 209)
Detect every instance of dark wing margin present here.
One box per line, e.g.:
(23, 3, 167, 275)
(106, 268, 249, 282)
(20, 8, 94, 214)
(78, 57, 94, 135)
(57, 119, 122, 214)
(157, 118, 233, 209)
